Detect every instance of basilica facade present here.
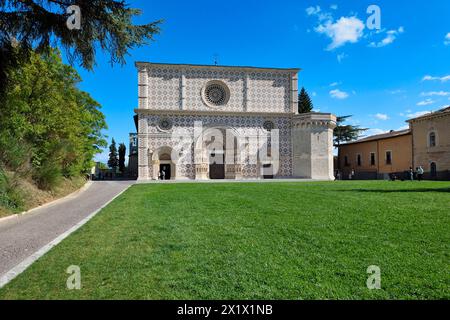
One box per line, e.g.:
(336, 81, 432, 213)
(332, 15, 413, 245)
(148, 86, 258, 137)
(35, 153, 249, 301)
(134, 62, 336, 181)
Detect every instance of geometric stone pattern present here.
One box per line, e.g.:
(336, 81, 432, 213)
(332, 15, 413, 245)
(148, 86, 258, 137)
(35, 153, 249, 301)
(139, 113, 292, 179)
(135, 62, 337, 181)
(138, 63, 295, 113)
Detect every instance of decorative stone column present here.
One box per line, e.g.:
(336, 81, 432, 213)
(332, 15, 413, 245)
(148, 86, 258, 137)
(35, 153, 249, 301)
(292, 113, 336, 180)
(137, 65, 148, 109)
(194, 147, 209, 180)
(234, 164, 243, 180)
(225, 164, 236, 179)
(152, 159, 160, 180)
(195, 163, 209, 180)
(137, 114, 149, 181)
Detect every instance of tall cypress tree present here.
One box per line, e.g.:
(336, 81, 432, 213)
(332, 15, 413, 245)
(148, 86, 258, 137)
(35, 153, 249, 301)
(108, 138, 118, 172)
(298, 87, 313, 113)
(118, 143, 126, 173)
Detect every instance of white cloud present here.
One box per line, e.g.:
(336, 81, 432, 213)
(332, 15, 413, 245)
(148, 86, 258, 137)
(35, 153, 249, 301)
(407, 111, 431, 118)
(306, 6, 321, 16)
(316, 16, 365, 50)
(307, 7, 405, 51)
(369, 27, 404, 48)
(389, 89, 405, 94)
(417, 99, 435, 106)
(329, 81, 341, 87)
(422, 75, 450, 82)
(397, 125, 410, 131)
(337, 52, 347, 63)
(374, 113, 389, 120)
(312, 91, 317, 97)
(329, 89, 349, 99)
(445, 32, 450, 46)
(421, 91, 450, 97)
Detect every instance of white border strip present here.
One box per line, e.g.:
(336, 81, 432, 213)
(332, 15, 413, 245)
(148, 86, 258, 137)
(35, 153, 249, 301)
(0, 184, 132, 289)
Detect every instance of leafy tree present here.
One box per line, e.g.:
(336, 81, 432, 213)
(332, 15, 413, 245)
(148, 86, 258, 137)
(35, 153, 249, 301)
(298, 87, 313, 113)
(0, 48, 107, 189)
(333, 115, 367, 147)
(96, 162, 108, 170)
(108, 138, 118, 171)
(118, 143, 126, 173)
(0, 0, 162, 92)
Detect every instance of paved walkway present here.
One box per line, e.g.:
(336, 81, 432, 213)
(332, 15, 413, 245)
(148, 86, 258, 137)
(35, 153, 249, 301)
(0, 181, 133, 279)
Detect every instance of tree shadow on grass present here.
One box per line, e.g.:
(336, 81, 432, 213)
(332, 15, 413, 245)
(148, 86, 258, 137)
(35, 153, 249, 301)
(337, 187, 450, 194)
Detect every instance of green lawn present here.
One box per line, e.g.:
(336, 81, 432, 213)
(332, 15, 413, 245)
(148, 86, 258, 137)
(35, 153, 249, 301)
(1, 181, 449, 299)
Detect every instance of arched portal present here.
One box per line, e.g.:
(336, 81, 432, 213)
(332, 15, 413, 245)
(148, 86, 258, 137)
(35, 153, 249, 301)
(194, 126, 242, 180)
(151, 146, 176, 180)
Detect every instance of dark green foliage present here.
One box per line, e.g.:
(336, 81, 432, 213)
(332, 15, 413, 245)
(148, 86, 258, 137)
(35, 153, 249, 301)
(0, 133, 31, 172)
(0, 0, 162, 91)
(0, 168, 23, 211)
(32, 159, 62, 190)
(298, 87, 313, 113)
(108, 138, 118, 171)
(118, 143, 126, 173)
(334, 115, 367, 147)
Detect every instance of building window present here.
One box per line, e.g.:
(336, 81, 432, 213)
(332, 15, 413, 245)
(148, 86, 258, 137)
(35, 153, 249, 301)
(429, 132, 436, 147)
(370, 152, 376, 166)
(385, 151, 392, 165)
(158, 118, 173, 131)
(263, 120, 275, 131)
(357, 154, 362, 166)
(201, 80, 230, 108)
(344, 155, 349, 167)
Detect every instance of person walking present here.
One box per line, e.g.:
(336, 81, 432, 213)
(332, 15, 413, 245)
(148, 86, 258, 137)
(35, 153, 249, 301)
(417, 166, 424, 181)
(409, 167, 414, 181)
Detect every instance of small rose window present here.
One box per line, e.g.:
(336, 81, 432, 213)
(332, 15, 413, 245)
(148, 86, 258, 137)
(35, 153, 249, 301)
(158, 118, 173, 131)
(263, 120, 275, 131)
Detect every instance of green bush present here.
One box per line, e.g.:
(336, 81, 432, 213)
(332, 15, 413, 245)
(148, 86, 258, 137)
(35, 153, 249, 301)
(0, 134, 31, 172)
(32, 160, 62, 190)
(0, 168, 24, 211)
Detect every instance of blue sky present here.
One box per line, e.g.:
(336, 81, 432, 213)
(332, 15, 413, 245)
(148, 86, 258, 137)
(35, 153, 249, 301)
(65, 0, 450, 163)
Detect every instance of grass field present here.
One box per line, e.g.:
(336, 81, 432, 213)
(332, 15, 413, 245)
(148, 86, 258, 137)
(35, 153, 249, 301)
(0, 181, 449, 299)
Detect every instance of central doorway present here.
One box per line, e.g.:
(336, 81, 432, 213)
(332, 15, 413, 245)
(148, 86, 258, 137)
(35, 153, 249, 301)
(209, 151, 224, 179)
(159, 164, 171, 180)
(262, 164, 274, 179)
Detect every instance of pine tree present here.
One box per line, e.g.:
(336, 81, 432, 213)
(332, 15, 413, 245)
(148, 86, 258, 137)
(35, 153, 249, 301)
(0, 1, 162, 94)
(298, 87, 313, 113)
(108, 138, 118, 172)
(333, 116, 368, 147)
(118, 143, 126, 173)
